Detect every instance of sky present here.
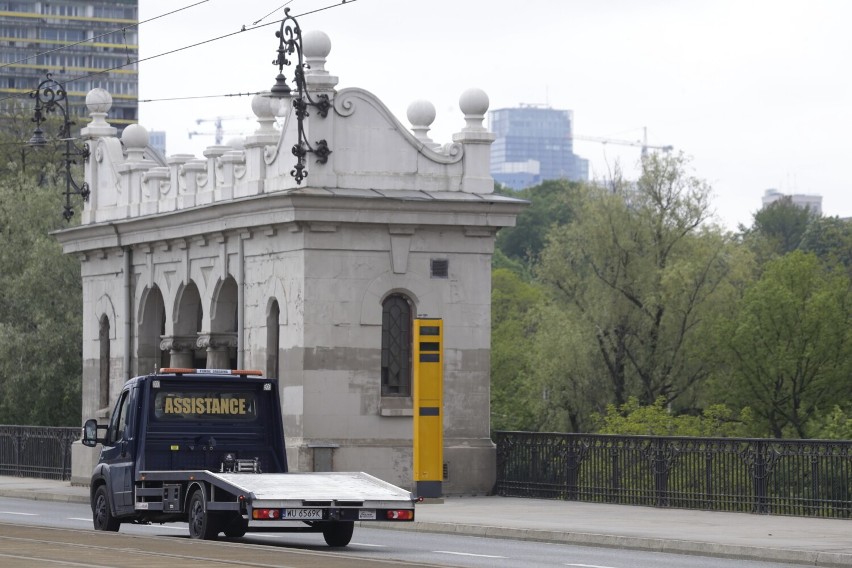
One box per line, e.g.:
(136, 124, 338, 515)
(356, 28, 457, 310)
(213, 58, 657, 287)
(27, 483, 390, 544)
(134, 0, 852, 230)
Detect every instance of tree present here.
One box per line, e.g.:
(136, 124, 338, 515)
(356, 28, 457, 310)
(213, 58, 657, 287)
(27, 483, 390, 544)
(714, 251, 852, 438)
(490, 268, 542, 431)
(536, 153, 739, 413)
(799, 215, 852, 274)
(495, 179, 581, 267)
(0, 162, 82, 425)
(744, 197, 817, 259)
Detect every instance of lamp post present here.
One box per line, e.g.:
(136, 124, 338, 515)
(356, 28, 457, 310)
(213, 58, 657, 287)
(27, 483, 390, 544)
(28, 73, 90, 221)
(269, 8, 331, 184)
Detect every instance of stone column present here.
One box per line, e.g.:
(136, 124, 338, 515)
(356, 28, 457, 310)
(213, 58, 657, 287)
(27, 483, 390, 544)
(197, 333, 237, 369)
(160, 336, 197, 368)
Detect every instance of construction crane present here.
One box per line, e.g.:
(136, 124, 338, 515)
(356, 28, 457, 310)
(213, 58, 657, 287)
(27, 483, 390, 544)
(188, 116, 252, 145)
(572, 127, 673, 157)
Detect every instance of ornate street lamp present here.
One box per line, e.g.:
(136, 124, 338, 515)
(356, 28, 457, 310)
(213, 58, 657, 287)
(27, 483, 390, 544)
(29, 73, 90, 221)
(269, 8, 331, 184)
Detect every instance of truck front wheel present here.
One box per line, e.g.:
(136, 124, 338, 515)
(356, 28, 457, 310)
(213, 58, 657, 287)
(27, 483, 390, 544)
(322, 520, 354, 547)
(188, 489, 219, 540)
(92, 485, 120, 532)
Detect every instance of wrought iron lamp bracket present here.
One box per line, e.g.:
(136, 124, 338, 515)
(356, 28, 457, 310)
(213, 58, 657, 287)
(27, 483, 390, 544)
(29, 73, 90, 221)
(271, 8, 332, 185)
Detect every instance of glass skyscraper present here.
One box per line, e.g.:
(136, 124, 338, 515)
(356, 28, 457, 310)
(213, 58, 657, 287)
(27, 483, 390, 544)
(489, 105, 588, 190)
(0, 0, 138, 128)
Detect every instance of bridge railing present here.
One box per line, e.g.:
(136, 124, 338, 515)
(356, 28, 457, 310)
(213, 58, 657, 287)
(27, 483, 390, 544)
(494, 431, 852, 518)
(0, 425, 80, 481)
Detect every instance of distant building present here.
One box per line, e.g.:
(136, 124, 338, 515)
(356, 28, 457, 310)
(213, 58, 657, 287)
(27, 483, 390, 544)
(0, 1, 138, 129)
(762, 189, 822, 215)
(489, 104, 588, 190)
(148, 130, 166, 158)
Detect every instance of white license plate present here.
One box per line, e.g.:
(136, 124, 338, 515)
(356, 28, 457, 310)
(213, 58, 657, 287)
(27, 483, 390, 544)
(282, 508, 323, 520)
(358, 510, 376, 520)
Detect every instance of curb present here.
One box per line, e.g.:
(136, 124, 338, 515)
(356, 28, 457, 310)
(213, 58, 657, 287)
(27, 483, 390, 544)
(0, 488, 89, 505)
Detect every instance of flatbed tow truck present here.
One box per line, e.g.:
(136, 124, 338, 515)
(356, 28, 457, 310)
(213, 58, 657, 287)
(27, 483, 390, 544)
(82, 368, 417, 546)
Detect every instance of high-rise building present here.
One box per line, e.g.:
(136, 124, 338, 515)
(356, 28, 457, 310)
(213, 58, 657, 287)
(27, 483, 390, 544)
(0, 0, 138, 128)
(489, 104, 588, 190)
(762, 189, 822, 215)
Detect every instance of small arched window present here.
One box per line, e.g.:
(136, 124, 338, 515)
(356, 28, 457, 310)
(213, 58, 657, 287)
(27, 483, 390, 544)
(267, 300, 280, 380)
(99, 315, 110, 409)
(381, 294, 412, 397)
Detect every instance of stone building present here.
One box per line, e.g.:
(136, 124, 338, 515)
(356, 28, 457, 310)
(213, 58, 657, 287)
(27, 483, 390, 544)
(57, 29, 525, 494)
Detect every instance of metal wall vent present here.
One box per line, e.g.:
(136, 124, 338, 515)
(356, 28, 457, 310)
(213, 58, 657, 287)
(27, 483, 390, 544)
(431, 259, 449, 279)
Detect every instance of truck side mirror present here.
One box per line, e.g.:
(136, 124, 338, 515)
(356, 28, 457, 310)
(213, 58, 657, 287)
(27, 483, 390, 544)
(82, 418, 105, 447)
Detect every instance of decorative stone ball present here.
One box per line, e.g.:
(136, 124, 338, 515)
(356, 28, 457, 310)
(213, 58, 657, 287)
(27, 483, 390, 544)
(122, 123, 149, 149)
(225, 137, 245, 150)
(459, 88, 489, 116)
(251, 93, 274, 119)
(407, 100, 436, 127)
(86, 88, 113, 114)
(302, 30, 331, 59)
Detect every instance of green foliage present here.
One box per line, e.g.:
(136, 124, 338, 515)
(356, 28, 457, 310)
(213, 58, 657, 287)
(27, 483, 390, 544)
(744, 197, 817, 259)
(536, 153, 738, 410)
(810, 406, 852, 440)
(713, 251, 852, 438)
(0, 162, 82, 426)
(800, 215, 852, 275)
(495, 179, 581, 266)
(593, 396, 754, 437)
(490, 268, 542, 431)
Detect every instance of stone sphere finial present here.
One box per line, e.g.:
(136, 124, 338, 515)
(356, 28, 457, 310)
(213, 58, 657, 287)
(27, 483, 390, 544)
(303, 30, 331, 75)
(407, 100, 439, 148)
(122, 123, 149, 162)
(252, 93, 278, 135)
(86, 88, 112, 114)
(459, 88, 489, 132)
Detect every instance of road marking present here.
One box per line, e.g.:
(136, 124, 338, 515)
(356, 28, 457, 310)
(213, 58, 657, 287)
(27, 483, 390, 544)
(435, 550, 507, 559)
(565, 564, 618, 568)
(352, 543, 387, 547)
(67, 517, 91, 522)
(0, 511, 38, 516)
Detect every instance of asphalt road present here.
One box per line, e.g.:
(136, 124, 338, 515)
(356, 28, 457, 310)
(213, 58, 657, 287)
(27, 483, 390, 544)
(0, 497, 808, 568)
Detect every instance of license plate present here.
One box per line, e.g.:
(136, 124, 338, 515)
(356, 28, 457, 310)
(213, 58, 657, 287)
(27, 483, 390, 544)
(358, 510, 376, 520)
(283, 508, 323, 520)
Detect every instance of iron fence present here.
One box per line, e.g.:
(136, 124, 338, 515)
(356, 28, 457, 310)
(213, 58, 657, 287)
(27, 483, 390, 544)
(494, 431, 852, 518)
(0, 425, 81, 481)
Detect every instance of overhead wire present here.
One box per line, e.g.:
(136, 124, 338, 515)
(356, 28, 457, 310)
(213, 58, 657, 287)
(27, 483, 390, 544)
(0, 0, 212, 71)
(0, 0, 357, 107)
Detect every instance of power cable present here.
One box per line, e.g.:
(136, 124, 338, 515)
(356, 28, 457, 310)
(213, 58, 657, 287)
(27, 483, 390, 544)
(0, 0, 211, 71)
(0, 0, 357, 107)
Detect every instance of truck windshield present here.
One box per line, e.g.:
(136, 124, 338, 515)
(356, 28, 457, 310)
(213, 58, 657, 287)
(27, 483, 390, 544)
(152, 391, 258, 421)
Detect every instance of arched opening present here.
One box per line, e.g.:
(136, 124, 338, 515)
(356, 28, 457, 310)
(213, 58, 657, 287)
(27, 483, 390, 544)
(210, 277, 238, 369)
(174, 281, 203, 368)
(381, 293, 413, 397)
(267, 300, 280, 380)
(99, 315, 110, 409)
(138, 287, 167, 375)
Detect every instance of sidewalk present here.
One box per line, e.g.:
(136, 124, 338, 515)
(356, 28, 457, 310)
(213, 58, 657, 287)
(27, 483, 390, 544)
(1, 476, 850, 567)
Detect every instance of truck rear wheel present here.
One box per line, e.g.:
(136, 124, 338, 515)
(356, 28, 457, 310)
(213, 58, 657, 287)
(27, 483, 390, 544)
(322, 521, 354, 547)
(92, 485, 120, 532)
(188, 489, 219, 540)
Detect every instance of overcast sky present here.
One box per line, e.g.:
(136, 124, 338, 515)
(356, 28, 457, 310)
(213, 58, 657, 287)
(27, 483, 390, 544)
(135, 0, 852, 229)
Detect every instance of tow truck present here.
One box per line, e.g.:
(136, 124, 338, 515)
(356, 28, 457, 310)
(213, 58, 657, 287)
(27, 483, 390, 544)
(82, 368, 417, 546)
